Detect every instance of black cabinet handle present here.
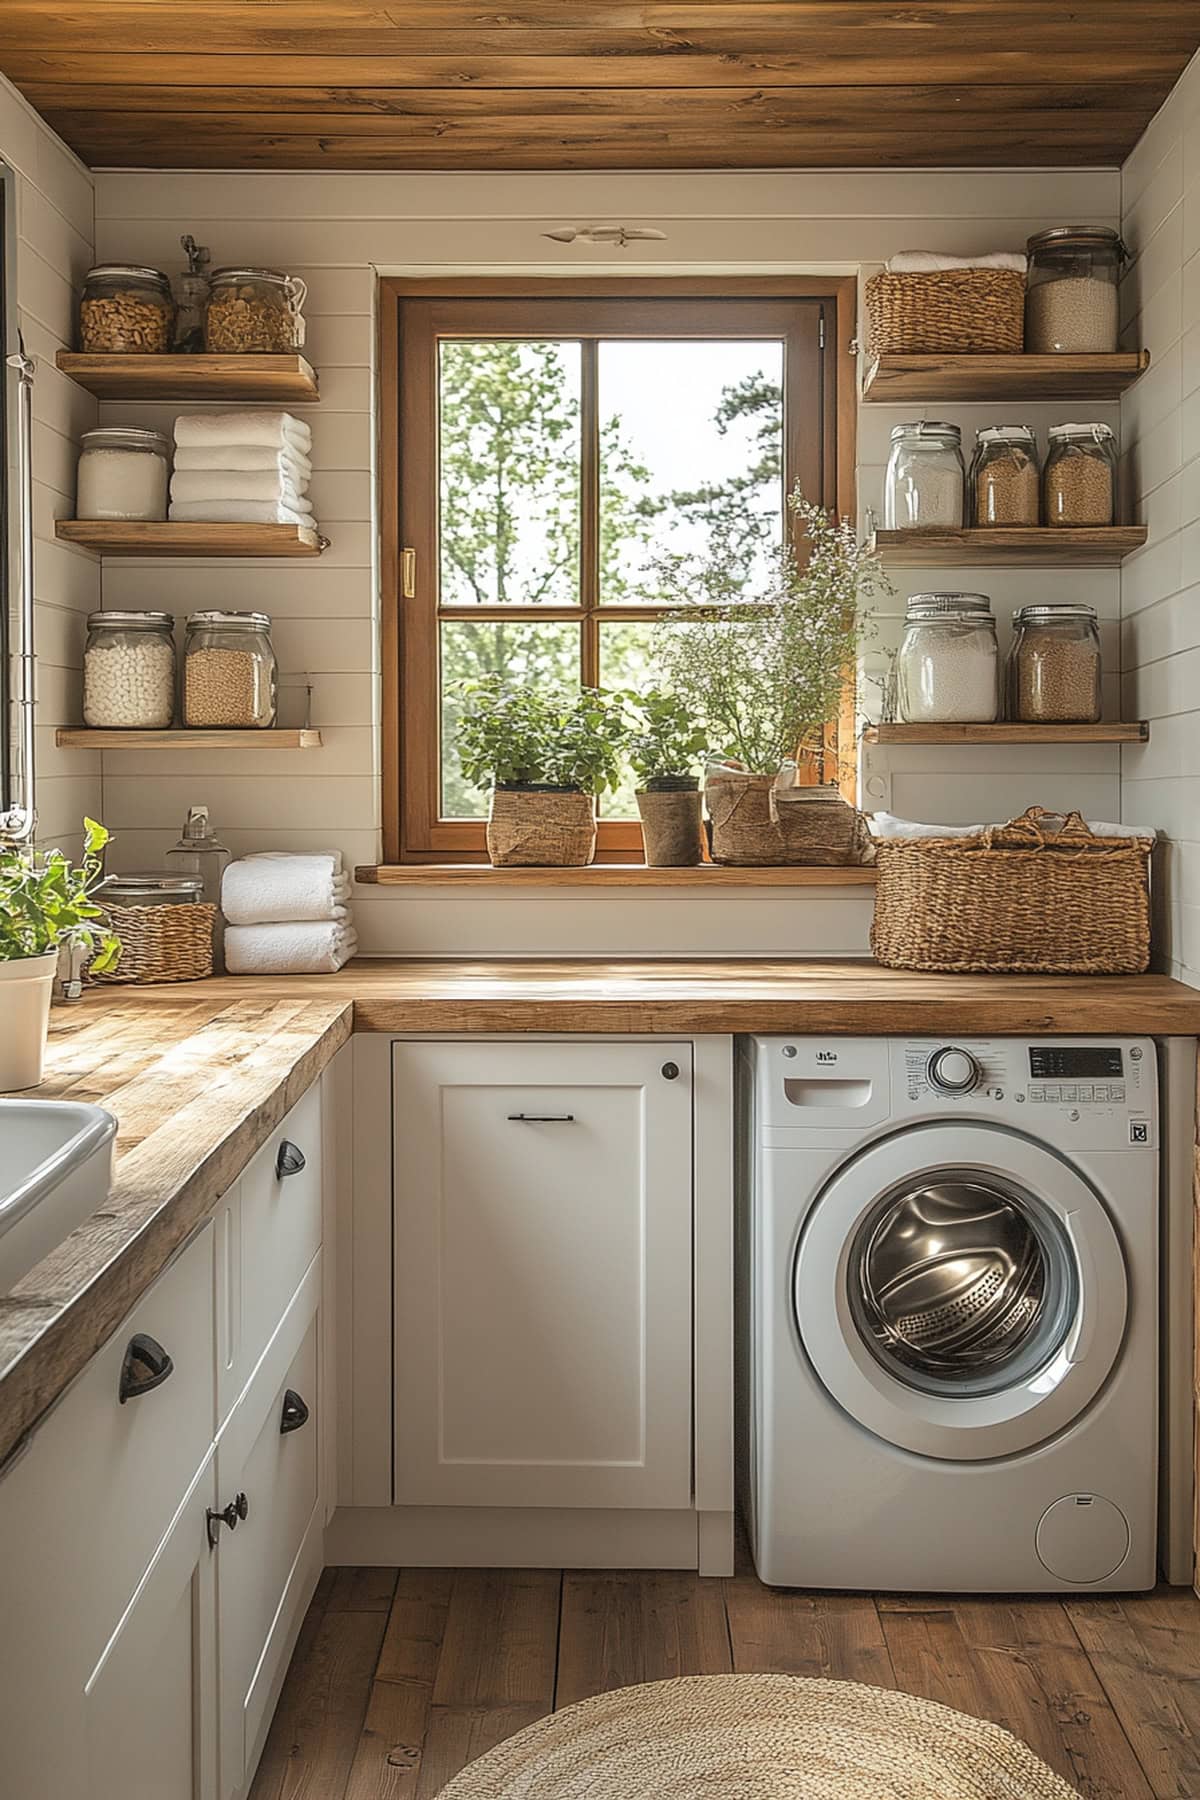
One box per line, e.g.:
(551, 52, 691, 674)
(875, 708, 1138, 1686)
(206, 1490, 249, 1549)
(506, 1113, 575, 1123)
(275, 1140, 306, 1179)
(119, 1333, 174, 1404)
(661, 1062, 680, 1081)
(280, 1388, 310, 1435)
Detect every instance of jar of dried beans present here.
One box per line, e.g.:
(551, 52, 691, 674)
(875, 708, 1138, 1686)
(1043, 422, 1117, 526)
(883, 421, 965, 531)
(79, 264, 174, 353)
(1025, 227, 1124, 354)
(970, 424, 1041, 527)
(1010, 603, 1102, 723)
(205, 267, 308, 353)
(183, 610, 277, 728)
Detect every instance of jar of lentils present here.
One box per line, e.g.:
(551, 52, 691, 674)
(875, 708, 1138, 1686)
(1043, 422, 1117, 526)
(884, 421, 965, 530)
(83, 611, 177, 729)
(183, 611, 277, 728)
(1025, 227, 1124, 354)
(79, 264, 174, 353)
(205, 267, 308, 353)
(970, 425, 1041, 527)
(1010, 603, 1102, 723)
(897, 593, 999, 723)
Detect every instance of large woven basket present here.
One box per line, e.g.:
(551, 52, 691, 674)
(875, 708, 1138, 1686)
(871, 808, 1152, 974)
(865, 268, 1025, 355)
(93, 900, 216, 984)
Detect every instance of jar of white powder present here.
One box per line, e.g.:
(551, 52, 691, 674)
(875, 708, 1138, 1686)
(883, 421, 965, 531)
(83, 611, 177, 728)
(76, 427, 170, 521)
(1025, 227, 1124, 354)
(897, 593, 999, 723)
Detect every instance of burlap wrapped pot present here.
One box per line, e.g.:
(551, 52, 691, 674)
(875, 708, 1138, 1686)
(636, 782, 704, 867)
(486, 785, 597, 867)
(705, 768, 790, 865)
(770, 783, 871, 867)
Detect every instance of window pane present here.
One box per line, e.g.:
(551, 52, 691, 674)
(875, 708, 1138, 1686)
(438, 340, 581, 606)
(598, 340, 784, 605)
(598, 620, 664, 819)
(440, 618, 581, 817)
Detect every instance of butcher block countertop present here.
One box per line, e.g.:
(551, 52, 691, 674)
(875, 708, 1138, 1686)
(2, 957, 1198, 1468)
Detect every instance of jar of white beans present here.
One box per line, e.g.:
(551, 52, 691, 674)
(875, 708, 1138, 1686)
(82, 611, 177, 729)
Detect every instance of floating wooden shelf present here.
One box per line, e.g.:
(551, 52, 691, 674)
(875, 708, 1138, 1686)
(56, 729, 322, 750)
(862, 351, 1150, 404)
(863, 722, 1148, 746)
(872, 526, 1147, 567)
(56, 351, 318, 402)
(56, 520, 323, 557)
(357, 863, 878, 887)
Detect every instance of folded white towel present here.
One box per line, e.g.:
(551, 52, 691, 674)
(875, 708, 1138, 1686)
(247, 848, 344, 872)
(174, 410, 312, 454)
(222, 852, 351, 926)
(169, 498, 316, 527)
(869, 811, 1157, 841)
(225, 920, 357, 975)
(174, 444, 313, 480)
(170, 468, 311, 508)
(885, 250, 1027, 275)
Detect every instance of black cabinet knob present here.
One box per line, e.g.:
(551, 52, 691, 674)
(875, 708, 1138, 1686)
(280, 1389, 310, 1435)
(661, 1062, 680, 1081)
(119, 1333, 174, 1403)
(275, 1140, 306, 1179)
(206, 1491, 249, 1548)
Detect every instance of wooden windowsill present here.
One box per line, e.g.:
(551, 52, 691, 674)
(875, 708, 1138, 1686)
(356, 863, 878, 887)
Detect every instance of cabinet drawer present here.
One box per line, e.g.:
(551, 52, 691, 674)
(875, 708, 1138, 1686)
(235, 1081, 322, 1399)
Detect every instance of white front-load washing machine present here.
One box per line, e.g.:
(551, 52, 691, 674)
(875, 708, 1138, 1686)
(741, 1035, 1158, 1592)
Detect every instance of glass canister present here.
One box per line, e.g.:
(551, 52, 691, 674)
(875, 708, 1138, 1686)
(172, 234, 211, 353)
(83, 610, 177, 729)
(970, 425, 1041, 527)
(883, 421, 965, 530)
(1043, 422, 1117, 526)
(1025, 227, 1124, 353)
(1011, 603, 1102, 723)
(183, 610, 277, 728)
(205, 267, 308, 353)
(79, 264, 174, 353)
(76, 426, 170, 521)
(897, 594, 999, 723)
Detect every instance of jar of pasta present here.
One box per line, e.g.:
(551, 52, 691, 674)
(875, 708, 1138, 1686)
(79, 265, 174, 353)
(205, 268, 308, 353)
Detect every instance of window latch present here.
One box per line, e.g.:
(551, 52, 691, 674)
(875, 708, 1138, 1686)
(401, 547, 417, 598)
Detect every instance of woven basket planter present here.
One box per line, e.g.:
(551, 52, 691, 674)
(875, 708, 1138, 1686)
(769, 784, 871, 867)
(487, 785, 597, 867)
(636, 783, 704, 868)
(871, 808, 1151, 974)
(93, 900, 216, 984)
(865, 267, 1026, 355)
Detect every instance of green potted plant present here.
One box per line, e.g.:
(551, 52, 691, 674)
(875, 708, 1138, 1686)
(654, 487, 887, 866)
(625, 689, 709, 867)
(0, 819, 120, 1090)
(456, 677, 626, 866)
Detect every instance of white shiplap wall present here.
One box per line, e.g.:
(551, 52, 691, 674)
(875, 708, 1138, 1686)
(0, 76, 98, 858)
(1119, 51, 1200, 987)
(91, 166, 1121, 954)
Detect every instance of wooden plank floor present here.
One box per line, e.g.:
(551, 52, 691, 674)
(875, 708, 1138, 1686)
(250, 1565, 1200, 1800)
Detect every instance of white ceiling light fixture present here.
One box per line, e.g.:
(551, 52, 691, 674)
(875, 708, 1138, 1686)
(542, 224, 668, 247)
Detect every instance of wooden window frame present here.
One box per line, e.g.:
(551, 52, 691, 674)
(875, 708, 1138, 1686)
(379, 275, 857, 866)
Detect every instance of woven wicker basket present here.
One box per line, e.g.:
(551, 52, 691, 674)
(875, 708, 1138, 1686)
(93, 900, 216, 984)
(870, 808, 1152, 974)
(865, 267, 1026, 355)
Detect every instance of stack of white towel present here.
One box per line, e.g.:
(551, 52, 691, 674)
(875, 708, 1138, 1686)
(169, 411, 315, 528)
(221, 851, 356, 974)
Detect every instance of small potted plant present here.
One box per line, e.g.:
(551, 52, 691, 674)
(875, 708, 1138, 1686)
(456, 677, 626, 866)
(0, 819, 120, 1090)
(626, 689, 708, 867)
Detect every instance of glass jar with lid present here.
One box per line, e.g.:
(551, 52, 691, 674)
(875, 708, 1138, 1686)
(83, 611, 177, 729)
(970, 425, 1041, 527)
(883, 422, 965, 531)
(79, 264, 174, 353)
(897, 593, 999, 723)
(172, 234, 211, 353)
(76, 426, 170, 522)
(1043, 422, 1117, 526)
(1025, 227, 1125, 353)
(205, 267, 308, 353)
(1010, 603, 1102, 723)
(183, 611, 277, 728)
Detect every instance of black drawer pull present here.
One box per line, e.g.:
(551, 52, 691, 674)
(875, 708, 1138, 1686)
(119, 1333, 174, 1404)
(206, 1491, 249, 1548)
(506, 1113, 575, 1123)
(275, 1140, 306, 1179)
(280, 1388, 310, 1435)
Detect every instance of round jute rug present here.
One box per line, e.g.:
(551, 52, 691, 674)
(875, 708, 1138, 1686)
(435, 1673, 1083, 1800)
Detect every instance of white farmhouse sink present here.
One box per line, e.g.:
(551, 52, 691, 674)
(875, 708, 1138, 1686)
(0, 1100, 117, 1296)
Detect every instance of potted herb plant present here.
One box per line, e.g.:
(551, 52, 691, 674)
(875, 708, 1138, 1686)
(626, 689, 708, 867)
(456, 677, 626, 866)
(0, 819, 120, 1090)
(654, 488, 886, 866)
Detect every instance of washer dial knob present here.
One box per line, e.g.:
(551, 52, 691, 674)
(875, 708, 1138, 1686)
(926, 1046, 980, 1095)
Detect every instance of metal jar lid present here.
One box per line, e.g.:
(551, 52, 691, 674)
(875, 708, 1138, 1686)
(905, 607, 997, 628)
(80, 426, 171, 455)
(906, 591, 992, 615)
(1026, 226, 1125, 258)
(1013, 603, 1099, 622)
(99, 872, 204, 905)
(84, 264, 172, 293)
(1048, 421, 1116, 442)
(890, 420, 961, 443)
(86, 609, 175, 631)
(185, 610, 272, 630)
(976, 424, 1036, 445)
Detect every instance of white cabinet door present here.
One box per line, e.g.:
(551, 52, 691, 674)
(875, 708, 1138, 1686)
(83, 1454, 219, 1800)
(393, 1040, 693, 1509)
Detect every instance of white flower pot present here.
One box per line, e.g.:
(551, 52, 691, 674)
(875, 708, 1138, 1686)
(0, 950, 59, 1091)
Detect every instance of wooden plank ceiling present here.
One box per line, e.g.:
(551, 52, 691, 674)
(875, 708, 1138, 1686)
(2, 3, 1198, 171)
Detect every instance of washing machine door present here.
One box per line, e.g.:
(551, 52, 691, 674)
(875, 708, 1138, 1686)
(794, 1123, 1128, 1461)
